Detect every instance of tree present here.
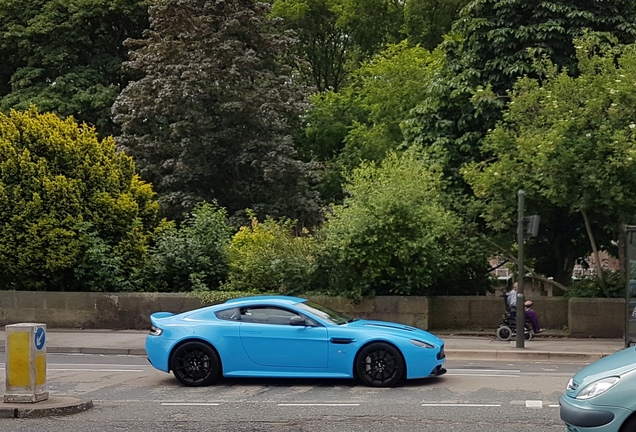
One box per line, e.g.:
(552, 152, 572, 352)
(0, 0, 149, 136)
(113, 0, 322, 227)
(0, 107, 159, 291)
(463, 38, 636, 291)
(303, 42, 443, 202)
(403, 0, 636, 187)
(316, 150, 490, 298)
(271, 0, 467, 91)
(402, 0, 636, 283)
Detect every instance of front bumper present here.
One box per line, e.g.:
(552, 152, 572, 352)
(559, 395, 632, 432)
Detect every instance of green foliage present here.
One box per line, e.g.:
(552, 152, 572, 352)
(403, 0, 636, 189)
(74, 224, 140, 292)
(0, 106, 159, 291)
(316, 149, 490, 298)
(271, 0, 467, 91)
(141, 203, 233, 292)
(463, 37, 636, 285)
(194, 289, 273, 305)
(113, 0, 322, 227)
(0, 0, 149, 136)
(303, 42, 443, 202)
(223, 215, 318, 294)
(567, 271, 625, 298)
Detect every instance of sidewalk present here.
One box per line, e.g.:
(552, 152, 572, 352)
(0, 329, 627, 362)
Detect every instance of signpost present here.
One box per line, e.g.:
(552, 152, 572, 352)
(516, 190, 540, 348)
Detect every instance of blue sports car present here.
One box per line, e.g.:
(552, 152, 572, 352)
(146, 295, 446, 387)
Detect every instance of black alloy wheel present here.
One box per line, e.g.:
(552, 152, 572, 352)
(355, 342, 405, 387)
(171, 341, 221, 386)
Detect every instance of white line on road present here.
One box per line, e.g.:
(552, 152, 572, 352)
(161, 403, 220, 406)
(278, 403, 360, 407)
(447, 374, 520, 377)
(49, 368, 147, 372)
(422, 403, 501, 407)
(526, 400, 543, 409)
(451, 369, 521, 373)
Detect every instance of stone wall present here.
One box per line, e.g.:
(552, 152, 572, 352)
(0, 291, 627, 338)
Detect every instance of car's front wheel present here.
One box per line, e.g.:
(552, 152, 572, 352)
(170, 341, 221, 386)
(355, 342, 405, 387)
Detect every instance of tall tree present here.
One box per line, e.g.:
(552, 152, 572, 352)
(302, 42, 443, 201)
(404, 0, 636, 183)
(113, 0, 322, 226)
(463, 38, 636, 289)
(0, 0, 149, 136)
(271, 0, 467, 91)
(402, 0, 636, 281)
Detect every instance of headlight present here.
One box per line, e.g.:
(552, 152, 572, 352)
(576, 377, 620, 400)
(410, 339, 435, 349)
(149, 325, 163, 336)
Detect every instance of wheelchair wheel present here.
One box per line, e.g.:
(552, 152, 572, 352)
(524, 330, 533, 341)
(496, 325, 512, 341)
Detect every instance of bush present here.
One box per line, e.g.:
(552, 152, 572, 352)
(223, 216, 317, 294)
(315, 150, 491, 299)
(566, 270, 625, 298)
(141, 203, 232, 292)
(0, 107, 159, 291)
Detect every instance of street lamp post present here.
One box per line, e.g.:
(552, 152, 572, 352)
(516, 190, 526, 348)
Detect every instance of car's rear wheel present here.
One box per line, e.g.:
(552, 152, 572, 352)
(170, 341, 221, 386)
(496, 325, 512, 341)
(355, 342, 404, 387)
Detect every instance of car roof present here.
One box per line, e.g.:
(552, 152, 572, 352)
(222, 295, 307, 307)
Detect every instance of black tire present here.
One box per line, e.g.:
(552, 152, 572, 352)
(524, 329, 533, 341)
(355, 342, 405, 387)
(619, 414, 636, 432)
(170, 341, 221, 386)
(496, 326, 512, 341)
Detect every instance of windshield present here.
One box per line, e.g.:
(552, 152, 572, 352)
(296, 300, 354, 325)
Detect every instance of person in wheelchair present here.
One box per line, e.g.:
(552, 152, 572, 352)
(524, 300, 544, 333)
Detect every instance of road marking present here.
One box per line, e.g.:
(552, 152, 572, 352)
(161, 403, 220, 406)
(422, 403, 501, 407)
(49, 368, 147, 372)
(448, 374, 520, 377)
(278, 403, 360, 407)
(452, 369, 521, 373)
(548, 404, 560, 408)
(526, 400, 543, 408)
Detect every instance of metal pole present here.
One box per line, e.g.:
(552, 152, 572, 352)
(516, 190, 526, 348)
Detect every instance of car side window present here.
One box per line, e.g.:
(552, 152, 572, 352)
(240, 306, 299, 325)
(215, 307, 240, 321)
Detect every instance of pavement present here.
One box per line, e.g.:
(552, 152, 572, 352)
(0, 328, 629, 418)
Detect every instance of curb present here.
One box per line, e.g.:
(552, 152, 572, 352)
(0, 397, 93, 418)
(446, 349, 606, 363)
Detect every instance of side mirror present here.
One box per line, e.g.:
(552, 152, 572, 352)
(290, 315, 307, 326)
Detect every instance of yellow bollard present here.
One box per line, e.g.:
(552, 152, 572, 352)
(3, 323, 49, 403)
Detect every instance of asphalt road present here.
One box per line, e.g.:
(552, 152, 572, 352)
(0, 354, 581, 431)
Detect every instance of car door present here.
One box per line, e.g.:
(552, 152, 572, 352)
(239, 306, 329, 368)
